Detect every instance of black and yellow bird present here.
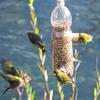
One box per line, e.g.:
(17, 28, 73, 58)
(54, 68, 75, 85)
(27, 32, 46, 54)
(79, 33, 93, 44)
(0, 59, 31, 95)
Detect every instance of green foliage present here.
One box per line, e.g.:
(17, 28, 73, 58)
(94, 59, 100, 100)
(49, 90, 53, 100)
(25, 83, 31, 94)
(28, 0, 39, 34)
(29, 0, 34, 6)
(25, 83, 36, 100)
(12, 98, 16, 100)
(39, 48, 43, 64)
(57, 82, 64, 100)
(28, 0, 53, 100)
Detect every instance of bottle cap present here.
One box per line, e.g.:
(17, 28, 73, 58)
(57, 0, 65, 6)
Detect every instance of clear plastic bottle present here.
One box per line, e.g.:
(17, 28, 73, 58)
(51, 0, 74, 77)
(51, 0, 72, 32)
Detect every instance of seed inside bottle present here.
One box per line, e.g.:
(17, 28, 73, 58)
(52, 20, 72, 32)
(52, 31, 74, 77)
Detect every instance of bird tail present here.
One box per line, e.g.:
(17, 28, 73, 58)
(1, 86, 11, 95)
(0, 70, 12, 81)
(0, 70, 7, 80)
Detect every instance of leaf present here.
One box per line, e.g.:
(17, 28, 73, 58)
(29, 4, 37, 26)
(12, 98, 16, 100)
(49, 90, 53, 100)
(25, 83, 30, 93)
(31, 10, 36, 26)
(60, 91, 64, 100)
(44, 70, 48, 82)
(37, 64, 44, 75)
(57, 82, 62, 93)
(30, 21, 35, 30)
(31, 91, 36, 100)
(29, 0, 34, 6)
(96, 58, 100, 84)
(34, 17, 37, 26)
(29, 0, 40, 35)
(35, 26, 39, 34)
(94, 88, 97, 100)
(39, 48, 43, 62)
(96, 83, 99, 90)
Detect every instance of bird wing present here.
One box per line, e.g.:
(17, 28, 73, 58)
(0, 70, 20, 82)
(0, 59, 23, 77)
(27, 32, 46, 49)
(58, 70, 73, 84)
(27, 32, 43, 45)
(12, 68, 23, 77)
(0, 59, 14, 73)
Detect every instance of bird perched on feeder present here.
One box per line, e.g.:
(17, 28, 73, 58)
(54, 68, 75, 85)
(0, 59, 31, 95)
(27, 32, 46, 55)
(78, 33, 93, 44)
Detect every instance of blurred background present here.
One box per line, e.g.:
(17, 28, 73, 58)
(0, 0, 100, 99)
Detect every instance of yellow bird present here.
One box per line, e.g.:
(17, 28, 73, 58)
(79, 33, 93, 44)
(0, 59, 31, 95)
(54, 68, 75, 85)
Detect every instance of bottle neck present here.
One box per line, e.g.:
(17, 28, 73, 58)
(57, 0, 65, 6)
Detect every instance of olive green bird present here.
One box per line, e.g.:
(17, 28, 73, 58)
(27, 32, 46, 54)
(0, 59, 31, 95)
(54, 68, 75, 85)
(79, 33, 93, 44)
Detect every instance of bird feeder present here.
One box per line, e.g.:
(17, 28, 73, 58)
(51, 0, 93, 78)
